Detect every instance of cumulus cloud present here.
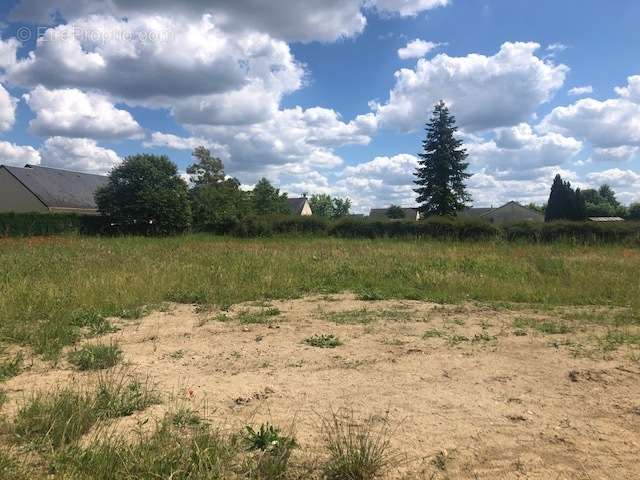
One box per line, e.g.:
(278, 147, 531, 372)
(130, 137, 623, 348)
(397, 39, 440, 59)
(372, 42, 568, 132)
(0, 38, 20, 70)
(0, 83, 17, 132)
(39, 137, 121, 174)
(467, 123, 582, 178)
(24, 86, 142, 139)
(0, 140, 41, 166)
(144, 132, 230, 160)
(539, 97, 640, 149)
(568, 85, 593, 96)
(368, 0, 449, 17)
(189, 107, 377, 178)
(10, 0, 450, 42)
(8, 16, 301, 104)
(586, 168, 640, 204)
(591, 146, 639, 163)
(614, 75, 640, 103)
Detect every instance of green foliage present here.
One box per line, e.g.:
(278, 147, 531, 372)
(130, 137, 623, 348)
(629, 203, 640, 220)
(0, 212, 82, 237)
(244, 423, 296, 453)
(187, 147, 250, 232)
(304, 334, 342, 348)
(309, 194, 352, 218)
(385, 205, 406, 219)
(67, 343, 122, 371)
(582, 185, 627, 218)
(545, 174, 586, 222)
(414, 101, 471, 216)
(95, 154, 191, 235)
(321, 411, 399, 480)
(251, 178, 290, 216)
(0, 353, 22, 381)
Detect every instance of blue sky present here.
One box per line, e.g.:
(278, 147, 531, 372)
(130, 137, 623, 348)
(0, 0, 639, 211)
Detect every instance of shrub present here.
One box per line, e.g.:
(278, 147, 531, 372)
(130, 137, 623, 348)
(67, 343, 122, 371)
(0, 212, 81, 237)
(0, 353, 23, 382)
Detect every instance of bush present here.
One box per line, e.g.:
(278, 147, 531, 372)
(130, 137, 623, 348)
(0, 213, 81, 237)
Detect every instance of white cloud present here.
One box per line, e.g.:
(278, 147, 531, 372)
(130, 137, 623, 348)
(39, 137, 121, 174)
(10, 0, 451, 42)
(0, 83, 17, 132)
(144, 132, 230, 160)
(585, 168, 640, 204)
(591, 146, 639, 163)
(8, 15, 303, 113)
(24, 86, 142, 139)
(540, 75, 640, 151)
(0, 38, 20, 70)
(373, 42, 568, 132)
(568, 85, 593, 96)
(539, 97, 640, 149)
(467, 123, 582, 178)
(0, 140, 41, 166)
(615, 75, 640, 103)
(190, 106, 377, 178)
(368, 0, 449, 17)
(398, 39, 440, 59)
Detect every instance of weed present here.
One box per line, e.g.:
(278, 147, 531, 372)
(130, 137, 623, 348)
(423, 329, 444, 339)
(168, 350, 184, 360)
(238, 308, 281, 325)
(171, 408, 201, 428)
(244, 423, 296, 453)
(326, 308, 411, 325)
(68, 343, 122, 371)
(513, 329, 527, 337)
(513, 317, 572, 335)
(598, 329, 640, 352)
(358, 289, 385, 301)
(447, 335, 469, 345)
(72, 311, 118, 336)
(94, 373, 158, 418)
(431, 450, 451, 471)
(321, 410, 400, 480)
(472, 332, 497, 342)
(0, 353, 23, 382)
(304, 334, 343, 348)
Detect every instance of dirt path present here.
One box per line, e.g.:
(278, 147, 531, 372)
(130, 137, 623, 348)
(3, 295, 640, 479)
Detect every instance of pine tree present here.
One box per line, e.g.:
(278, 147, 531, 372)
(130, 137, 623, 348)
(414, 101, 471, 216)
(545, 174, 586, 222)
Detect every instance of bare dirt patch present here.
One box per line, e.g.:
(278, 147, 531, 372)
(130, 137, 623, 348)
(3, 294, 639, 479)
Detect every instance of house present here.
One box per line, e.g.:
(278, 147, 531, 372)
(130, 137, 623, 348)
(588, 217, 625, 222)
(0, 164, 108, 215)
(460, 201, 544, 224)
(287, 197, 313, 216)
(369, 207, 421, 221)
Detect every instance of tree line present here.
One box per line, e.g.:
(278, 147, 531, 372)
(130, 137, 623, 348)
(95, 146, 352, 235)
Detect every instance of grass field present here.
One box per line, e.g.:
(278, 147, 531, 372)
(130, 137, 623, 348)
(1, 235, 639, 478)
(1, 235, 639, 359)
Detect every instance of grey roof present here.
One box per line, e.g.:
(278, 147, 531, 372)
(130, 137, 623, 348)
(459, 207, 495, 218)
(2, 164, 108, 210)
(369, 207, 419, 219)
(287, 197, 309, 215)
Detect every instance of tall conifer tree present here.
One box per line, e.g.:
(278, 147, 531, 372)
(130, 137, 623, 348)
(414, 101, 471, 216)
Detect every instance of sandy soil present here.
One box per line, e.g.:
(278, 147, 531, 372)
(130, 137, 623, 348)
(3, 295, 640, 479)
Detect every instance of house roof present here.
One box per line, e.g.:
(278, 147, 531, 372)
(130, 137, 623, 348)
(461, 201, 543, 219)
(369, 207, 419, 218)
(287, 197, 309, 215)
(1, 164, 108, 210)
(460, 207, 495, 218)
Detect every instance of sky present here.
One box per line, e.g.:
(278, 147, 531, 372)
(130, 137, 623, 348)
(0, 0, 639, 212)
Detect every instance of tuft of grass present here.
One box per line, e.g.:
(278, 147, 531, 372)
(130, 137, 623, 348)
(71, 311, 118, 336)
(423, 329, 444, 339)
(513, 317, 573, 335)
(472, 332, 497, 343)
(237, 307, 281, 325)
(321, 410, 400, 480)
(68, 343, 122, 371)
(171, 408, 201, 428)
(12, 388, 97, 449)
(326, 308, 412, 325)
(0, 353, 23, 382)
(0, 450, 32, 480)
(447, 335, 469, 345)
(357, 289, 385, 301)
(598, 329, 640, 352)
(93, 373, 158, 418)
(304, 334, 343, 349)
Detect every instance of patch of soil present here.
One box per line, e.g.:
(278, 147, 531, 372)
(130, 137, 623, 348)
(2, 295, 639, 479)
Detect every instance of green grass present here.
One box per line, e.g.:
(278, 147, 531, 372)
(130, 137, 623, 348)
(513, 317, 573, 335)
(304, 334, 343, 348)
(237, 307, 281, 325)
(0, 353, 23, 382)
(9, 374, 157, 450)
(325, 308, 414, 325)
(321, 411, 400, 480)
(1, 235, 639, 359)
(67, 343, 122, 371)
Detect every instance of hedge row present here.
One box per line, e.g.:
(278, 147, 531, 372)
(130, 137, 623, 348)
(2, 212, 640, 244)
